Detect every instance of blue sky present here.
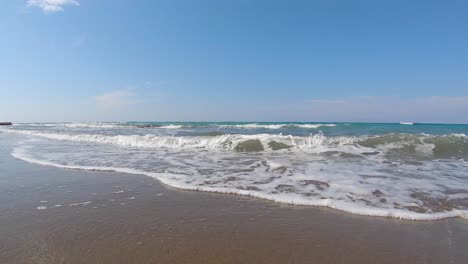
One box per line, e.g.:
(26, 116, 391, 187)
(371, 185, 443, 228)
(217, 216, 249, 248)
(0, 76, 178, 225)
(1, 0, 467, 123)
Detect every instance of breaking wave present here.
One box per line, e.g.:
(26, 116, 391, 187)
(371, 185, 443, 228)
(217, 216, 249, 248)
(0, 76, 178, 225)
(219, 123, 337, 129)
(2, 129, 466, 157)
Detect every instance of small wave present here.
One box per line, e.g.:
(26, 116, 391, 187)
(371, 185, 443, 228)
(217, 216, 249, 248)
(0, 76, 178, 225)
(15, 122, 189, 130)
(219, 123, 337, 129)
(3, 128, 467, 157)
(160, 125, 184, 129)
(219, 124, 286, 129)
(64, 123, 124, 128)
(133, 124, 188, 129)
(400, 122, 414, 125)
(294, 124, 337, 129)
(0, 129, 357, 151)
(18, 122, 126, 129)
(451, 133, 467, 138)
(15, 122, 338, 130)
(357, 133, 468, 157)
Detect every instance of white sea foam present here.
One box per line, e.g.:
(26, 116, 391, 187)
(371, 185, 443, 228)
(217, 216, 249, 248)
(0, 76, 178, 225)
(219, 123, 337, 129)
(2, 128, 466, 159)
(400, 122, 414, 125)
(160, 125, 184, 129)
(294, 124, 337, 129)
(451, 133, 467, 138)
(69, 201, 92, 207)
(16, 122, 124, 129)
(1, 128, 357, 151)
(220, 123, 287, 129)
(63, 122, 122, 129)
(11, 144, 468, 221)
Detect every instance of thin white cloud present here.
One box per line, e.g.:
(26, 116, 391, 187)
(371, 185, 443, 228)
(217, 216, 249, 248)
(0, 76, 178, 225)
(27, 0, 80, 12)
(94, 90, 143, 110)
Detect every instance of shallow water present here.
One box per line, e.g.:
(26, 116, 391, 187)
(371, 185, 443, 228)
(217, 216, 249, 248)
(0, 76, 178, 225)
(1, 122, 467, 220)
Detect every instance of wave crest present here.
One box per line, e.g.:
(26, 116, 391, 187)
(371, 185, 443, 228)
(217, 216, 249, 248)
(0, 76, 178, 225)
(2, 128, 467, 157)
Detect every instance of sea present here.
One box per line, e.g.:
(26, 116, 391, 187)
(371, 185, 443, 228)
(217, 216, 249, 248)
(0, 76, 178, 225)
(1, 121, 467, 220)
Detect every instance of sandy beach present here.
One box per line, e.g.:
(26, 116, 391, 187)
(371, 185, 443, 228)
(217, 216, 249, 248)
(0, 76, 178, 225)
(3, 1, 468, 263)
(0, 136, 467, 264)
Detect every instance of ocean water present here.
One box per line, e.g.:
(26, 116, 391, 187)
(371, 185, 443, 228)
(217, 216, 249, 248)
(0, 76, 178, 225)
(1, 122, 467, 220)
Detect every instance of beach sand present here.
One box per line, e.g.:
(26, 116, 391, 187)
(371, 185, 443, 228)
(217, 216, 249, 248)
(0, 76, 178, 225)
(0, 137, 467, 264)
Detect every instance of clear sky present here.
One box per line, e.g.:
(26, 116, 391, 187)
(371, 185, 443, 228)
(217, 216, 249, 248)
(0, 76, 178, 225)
(1, 0, 467, 123)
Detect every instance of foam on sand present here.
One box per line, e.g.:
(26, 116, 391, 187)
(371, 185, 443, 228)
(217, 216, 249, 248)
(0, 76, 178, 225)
(11, 145, 468, 221)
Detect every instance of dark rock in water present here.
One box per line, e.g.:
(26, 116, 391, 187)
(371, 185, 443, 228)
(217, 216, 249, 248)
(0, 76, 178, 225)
(235, 139, 264, 152)
(0, 122, 12, 126)
(268, 141, 292, 150)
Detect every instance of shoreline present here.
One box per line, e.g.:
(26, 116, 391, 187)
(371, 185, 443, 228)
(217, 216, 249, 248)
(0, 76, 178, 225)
(1, 136, 467, 263)
(11, 145, 467, 222)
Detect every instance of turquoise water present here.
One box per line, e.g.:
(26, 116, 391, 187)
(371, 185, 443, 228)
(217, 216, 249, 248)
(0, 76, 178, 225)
(125, 121, 468, 136)
(1, 122, 467, 220)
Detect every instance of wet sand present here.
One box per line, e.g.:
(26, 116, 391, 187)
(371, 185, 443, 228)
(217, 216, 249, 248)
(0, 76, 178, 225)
(0, 136, 467, 264)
